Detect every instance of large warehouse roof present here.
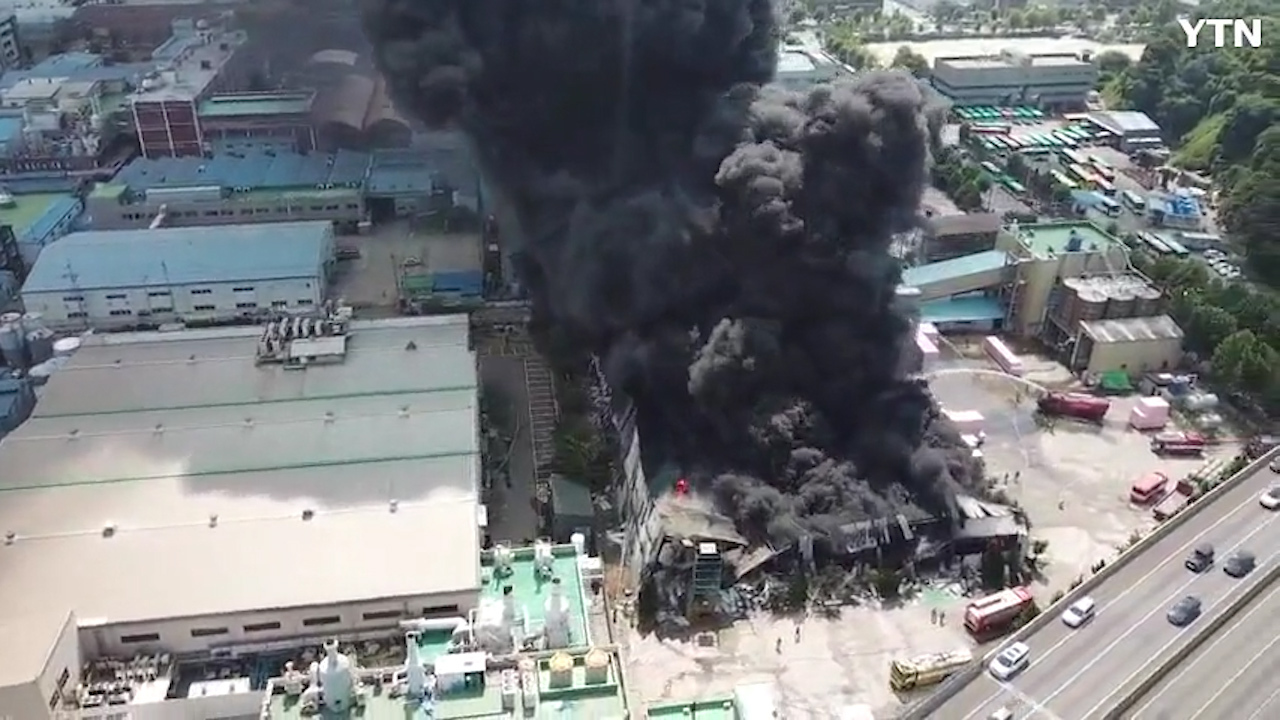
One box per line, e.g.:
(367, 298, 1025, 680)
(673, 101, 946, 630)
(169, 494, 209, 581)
(22, 221, 333, 293)
(1080, 314, 1184, 344)
(0, 316, 481, 625)
(113, 149, 370, 192)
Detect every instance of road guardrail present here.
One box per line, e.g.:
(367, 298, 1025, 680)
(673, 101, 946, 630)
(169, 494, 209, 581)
(898, 445, 1280, 719)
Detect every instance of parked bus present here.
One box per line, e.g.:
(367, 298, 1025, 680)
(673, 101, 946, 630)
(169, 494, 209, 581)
(1089, 155, 1115, 179)
(1067, 164, 1098, 187)
(971, 123, 1012, 134)
(980, 161, 1002, 175)
(1050, 169, 1078, 190)
(889, 649, 975, 691)
(1142, 233, 1173, 254)
(1121, 190, 1146, 211)
(1162, 237, 1190, 256)
(1053, 132, 1078, 148)
(1096, 177, 1116, 196)
(1001, 177, 1027, 194)
(1003, 135, 1024, 149)
(1059, 148, 1086, 165)
(1098, 196, 1121, 216)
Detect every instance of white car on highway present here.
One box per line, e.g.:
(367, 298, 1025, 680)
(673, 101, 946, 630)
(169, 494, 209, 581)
(988, 641, 1031, 681)
(1061, 596, 1096, 628)
(1260, 485, 1280, 509)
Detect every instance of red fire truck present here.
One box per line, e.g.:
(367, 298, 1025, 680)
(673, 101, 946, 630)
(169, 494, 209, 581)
(1151, 431, 1207, 457)
(1037, 392, 1110, 423)
(964, 586, 1036, 640)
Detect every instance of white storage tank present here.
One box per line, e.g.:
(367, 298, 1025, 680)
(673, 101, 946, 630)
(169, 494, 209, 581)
(53, 336, 82, 357)
(0, 322, 25, 369)
(20, 312, 45, 334)
(316, 639, 355, 711)
(543, 577, 572, 648)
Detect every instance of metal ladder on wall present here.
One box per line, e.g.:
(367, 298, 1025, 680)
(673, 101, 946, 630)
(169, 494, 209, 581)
(689, 542, 723, 614)
(523, 354, 559, 481)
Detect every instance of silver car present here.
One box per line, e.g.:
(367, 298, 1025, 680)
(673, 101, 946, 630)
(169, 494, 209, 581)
(1061, 596, 1097, 628)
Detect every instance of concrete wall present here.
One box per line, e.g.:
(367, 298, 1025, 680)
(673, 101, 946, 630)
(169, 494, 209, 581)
(24, 276, 324, 329)
(79, 590, 475, 658)
(85, 189, 364, 232)
(1084, 336, 1181, 375)
(931, 55, 1097, 106)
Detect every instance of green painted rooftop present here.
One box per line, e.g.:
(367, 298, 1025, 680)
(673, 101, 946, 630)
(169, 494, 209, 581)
(198, 91, 315, 118)
(0, 192, 70, 234)
(1012, 221, 1123, 259)
(267, 544, 614, 719)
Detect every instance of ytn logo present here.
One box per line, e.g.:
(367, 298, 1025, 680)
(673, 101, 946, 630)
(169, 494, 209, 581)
(1179, 18, 1263, 48)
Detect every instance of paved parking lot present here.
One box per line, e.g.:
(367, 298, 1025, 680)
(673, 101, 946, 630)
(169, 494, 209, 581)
(330, 220, 482, 311)
(927, 339, 1241, 596)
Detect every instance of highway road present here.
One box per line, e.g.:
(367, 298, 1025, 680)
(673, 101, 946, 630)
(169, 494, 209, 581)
(932, 461, 1280, 720)
(1123, 577, 1280, 719)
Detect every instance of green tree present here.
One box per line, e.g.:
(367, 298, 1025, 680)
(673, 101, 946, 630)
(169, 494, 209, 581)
(1186, 304, 1239, 354)
(891, 45, 930, 78)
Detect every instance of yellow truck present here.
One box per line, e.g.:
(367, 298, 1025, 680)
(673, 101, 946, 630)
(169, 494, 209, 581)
(889, 648, 975, 691)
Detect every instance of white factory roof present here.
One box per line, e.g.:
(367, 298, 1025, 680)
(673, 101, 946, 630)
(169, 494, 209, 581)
(0, 610, 72, 688)
(1090, 110, 1161, 135)
(0, 315, 482, 626)
(1080, 314, 1184, 344)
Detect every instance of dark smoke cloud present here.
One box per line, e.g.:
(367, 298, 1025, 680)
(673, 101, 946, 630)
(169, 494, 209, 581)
(363, 0, 982, 551)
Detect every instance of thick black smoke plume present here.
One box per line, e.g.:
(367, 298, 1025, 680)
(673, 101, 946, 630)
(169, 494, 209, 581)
(363, 0, 982, 551)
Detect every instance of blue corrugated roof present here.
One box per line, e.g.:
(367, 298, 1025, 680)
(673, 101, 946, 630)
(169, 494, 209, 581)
(30, 52, 102, 75)
(113, 150, 371, 193)
(0, 117, 23, 146)
(22, 221, 331, 293)
(901, 249, 1011, 288)
(0, 62, 150, 90)
(28, 195, 81, 241)
(921, 296, 1005, 323)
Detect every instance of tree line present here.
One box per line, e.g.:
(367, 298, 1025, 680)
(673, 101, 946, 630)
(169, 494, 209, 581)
(1133, 253, 1280, 415)
(1103, 0, 1280, 284)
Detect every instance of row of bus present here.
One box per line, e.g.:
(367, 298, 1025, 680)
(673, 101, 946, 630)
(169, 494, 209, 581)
(971, 124, 1099, 150)
(978, 160, 1027, 195)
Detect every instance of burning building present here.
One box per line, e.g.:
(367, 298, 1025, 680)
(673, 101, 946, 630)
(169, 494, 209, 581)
(362, 1, 988, 620)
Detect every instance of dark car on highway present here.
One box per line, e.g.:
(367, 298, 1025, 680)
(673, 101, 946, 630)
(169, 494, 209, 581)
(1185, 543, 1215, 573)
(1225, 550, 1257, 578)
(1167, 596, 1202, 627)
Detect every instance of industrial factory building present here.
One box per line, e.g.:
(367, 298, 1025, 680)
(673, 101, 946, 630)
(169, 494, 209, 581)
(129, 23, 253, 158)
(775, 47, 842, 89)
(20, 222, 334, 329)
(1087, 110, 1163, 153)
(85, 151, 371, 232)
(903, 222, 1156, 335)
(0, 314, 484, 719)
(1074, 315, 1184, 375)
(930, 50, 1098, 108)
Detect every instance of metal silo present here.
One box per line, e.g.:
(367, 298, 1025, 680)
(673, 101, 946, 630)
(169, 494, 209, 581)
(1076, 286, 1108, 329)
(1055, 278, 1083, 328)
(1105, 282, 1136, 319)
(25, 327, 55, 365)
(0, 322, 25, 368)
(1134, 283, 1163, 317)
